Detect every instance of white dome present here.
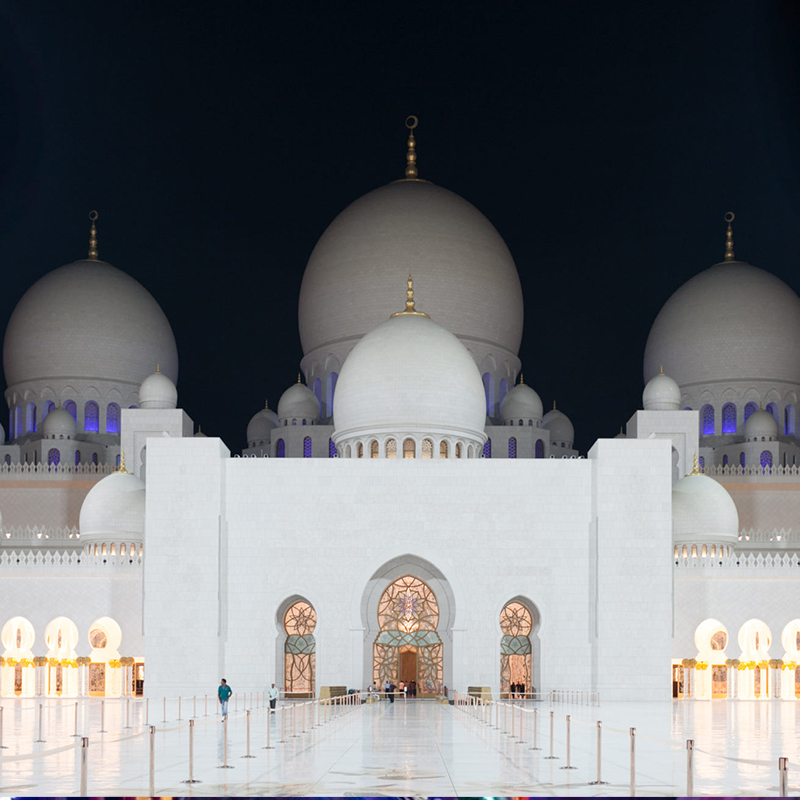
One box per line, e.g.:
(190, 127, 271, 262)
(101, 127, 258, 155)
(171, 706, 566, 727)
(542, 405, 574, 446)
(299, 181, 523, 360)
(500, 381, 543, 424)
(138, 368, 177, 409)
(672, 472, 739, 546)
(643, 370, 681, 410)
(247, 404, 279, 445)
(79, 469, 146, 544)
(3, 259, 178, 393)
(644, 262, 800, 388)
(42, 407, 77, 439)
(277, 381, 320, 422)
(333, 309, 486, 446)
(743, 408, 778, 440)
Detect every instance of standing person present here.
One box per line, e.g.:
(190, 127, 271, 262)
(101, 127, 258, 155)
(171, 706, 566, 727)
(268, 682, 279, 713)
(218, 678, 232, 720)
(384, 679, 391, 699)
(389, 681, 396, 703)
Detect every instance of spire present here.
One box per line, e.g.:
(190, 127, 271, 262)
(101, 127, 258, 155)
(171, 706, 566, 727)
(724, 211, 735, 262)
(552, 400, 557, 411)
(519, 373, 525, 385)
(265, 399, 269, 410)
(156, 364, 161, 373)
(689, 452, 701, 476)
(404, 115, 418, 179)
(659, 365, 664, 375)
(297, 373, 302, 384)
(116, 451, 130, 474)
(88, 210, 99, 260)
(390, 274, 430, 318)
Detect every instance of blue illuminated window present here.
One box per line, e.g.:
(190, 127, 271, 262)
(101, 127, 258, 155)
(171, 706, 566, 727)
(106, 403, 120, 434)
(313, 378, 322, 404)
(276, 439, 285, 458)
(760, 450, 773, 469)
(498, 378, 508, 407)
(483, 439, 491, 458)
(329, 439, 337, 458)
(740, 452, 745, 468)
(508, 437, 517, 459)
(26, 402, 37, 434)
(722, 454, 728, 466)
(303, 437, 312, 458)
(116, 454, 121, 468)
(15, 406, 22, 438)
(75, 450, 81, 467)
(482, 373, 494, 416)
(744, 402, 757, 423)
(3, 454, 9, 466)
(92, 453, 98, 465)
(721, 403, 736, 434)
(701, 404, 714, 435)
(326, 373, 338, 418)
(766, 402, 778, 424)
(698, 456, 705, 470)
(48, 448, 60, 467)
(786, 405, 795, 435)
(84, 401, 99, 432)
(535, 439, 544, 458)
(64, 400, 77, 423)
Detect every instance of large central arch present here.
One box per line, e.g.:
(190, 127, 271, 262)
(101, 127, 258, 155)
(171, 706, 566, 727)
(361, 555, 456, 694)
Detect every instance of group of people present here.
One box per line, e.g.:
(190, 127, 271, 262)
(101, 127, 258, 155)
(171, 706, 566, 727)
(217, 679, 280, 719)
(508, 682, 527, 698)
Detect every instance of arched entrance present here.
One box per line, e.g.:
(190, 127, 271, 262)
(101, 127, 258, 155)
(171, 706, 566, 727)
(499, 597, 540, 698)
(276, 597, 316, 698)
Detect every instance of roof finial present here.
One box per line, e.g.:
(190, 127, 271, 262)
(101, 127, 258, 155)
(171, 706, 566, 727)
(724, 211, 735, 262)
(404, 116, 419, 179)
(390, 274, 430, 318)
(265, 399, 269, 410)
(690, 452, 701, 476)
(156, 364, 160, 373)
(553, 400, 557, 410)
(297, 373, 302, 384)
(116, 451, 130, 474)
(659, 365, 664, 375)
(519, 373, 525, 385)
(88, 210, 99, 260)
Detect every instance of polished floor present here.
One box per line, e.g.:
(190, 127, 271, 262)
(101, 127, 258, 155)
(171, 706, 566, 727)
(0, 694, 798, 796)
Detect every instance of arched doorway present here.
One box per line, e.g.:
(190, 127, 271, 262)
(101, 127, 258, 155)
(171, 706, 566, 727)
(278, 598, 316, 698)
(499, 597, 540, 698)
(372, 575, 443, 696)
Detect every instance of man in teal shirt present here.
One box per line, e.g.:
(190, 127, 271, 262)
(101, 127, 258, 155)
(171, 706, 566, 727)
(218, 678, 232, 719)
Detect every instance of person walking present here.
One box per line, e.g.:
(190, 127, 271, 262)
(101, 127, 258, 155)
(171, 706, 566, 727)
(268, 682, 279, 713)
(218, 678, 232, 720)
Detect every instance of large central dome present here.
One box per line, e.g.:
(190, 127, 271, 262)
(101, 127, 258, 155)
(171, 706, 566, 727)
(299, 180, 524, 361)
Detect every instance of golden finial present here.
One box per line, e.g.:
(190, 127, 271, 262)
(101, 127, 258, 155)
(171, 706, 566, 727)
(156, 364, 160, 373)
(724, 212, 735, 262)
(553, 400, 557, 411)
(265, 399, 269, 410)
(659, 365, 664, 375)
(297, 373, 302, 384)
(619, 425, 624, 435)
(519, 373, 525, 385)
(689, 452, 701, 476)
(404, 116, 419, 179)
(116, 451, 130, 474)
(197, 425, 202, 434)
(88, 210, 99, 260)
(390, 274, 430, 318)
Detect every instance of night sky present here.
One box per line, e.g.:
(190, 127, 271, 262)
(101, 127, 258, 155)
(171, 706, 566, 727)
(2, 2, 800, 453)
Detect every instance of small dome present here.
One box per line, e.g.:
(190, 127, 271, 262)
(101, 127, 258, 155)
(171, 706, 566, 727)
(333, 301, 486, 449)
(43, 407, 77, 439)
(277, 380, 320, 423)
(542, 404, 574, 447)
(79, 468, 146, 545)
(743, 408, 778, 441)
(672, 471, 739, 546)
(500, 380, 543, 424)
(643, 370, 681, 410)
(138, 368, 177, 409)
(247, 404, 279, 445)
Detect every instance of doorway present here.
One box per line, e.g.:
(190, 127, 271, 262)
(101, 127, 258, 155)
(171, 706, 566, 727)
(399, 647, 417, 686)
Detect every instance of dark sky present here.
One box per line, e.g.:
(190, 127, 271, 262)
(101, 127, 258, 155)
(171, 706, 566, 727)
(2, 1, 800, 453)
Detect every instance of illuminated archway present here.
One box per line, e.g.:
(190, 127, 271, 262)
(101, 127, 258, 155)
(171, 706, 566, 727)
(500, 599, 540, 698)
(1, 617, 35, 697)
(276, 597, 316, 698)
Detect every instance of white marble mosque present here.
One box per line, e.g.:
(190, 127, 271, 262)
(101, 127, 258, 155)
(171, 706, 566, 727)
(0, 120, 799, 706)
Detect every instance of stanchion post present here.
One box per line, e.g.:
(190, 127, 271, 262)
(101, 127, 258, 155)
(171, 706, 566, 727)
(98, 700, 106, 734)
(35, 702, 45, 742)
(518, 702, 524, 742)
(145, 697, 149, 726)
(292, 702, 298, 737)
(589, 721, 608, 785)
(80, 736, 88, 796)
(218, 716, 234, 769)
(686, 739, 694, 797)
(205, 694, 208, 716)
(177, 696, 182, 720)
(279, 705, 287, 742)
(510, 702, 516, 738)
(149, 725, 155, 795)
(560, 715, 576, 769)
(182, 719, 202, 783)
(630, 727, 636, 795)
(779, 756, 788, 797)
(263, 705, 274, 749)
(193, 695, 197, 718)
(495, 699, 499, 729)
(544, 710, 558, 758)
(71, 701, 80, 737)
(529, 707, 541, 750)
(125, 696, 131, 729)
(163, 697, 166, 724)
(242, 709, 255, 757)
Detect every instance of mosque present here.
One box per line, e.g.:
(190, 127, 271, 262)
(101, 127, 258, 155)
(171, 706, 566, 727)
(0, 119, 799, 705)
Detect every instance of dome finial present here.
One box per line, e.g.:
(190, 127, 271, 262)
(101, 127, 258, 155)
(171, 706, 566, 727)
(690, 452, 701, 476)
(88, 210, 99, 260)
(297, 373, 302, 384)
(265, 399, 269, 410)
(659, 365, 664, 375)
(553, 400, 557, 410)
(116, 451, 130, 474)
(390, 274, 430, 318)
(724, 211, 735, 262)
(404, 116, 419, 179)
(156, 364, 160, 373)
(519, 373, 525, 385)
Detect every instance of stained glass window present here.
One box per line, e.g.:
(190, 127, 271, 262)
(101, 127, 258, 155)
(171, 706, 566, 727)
(276, 439, 285, 458)
(48, 448, 60, 467)
(64, 400, 77, 423)
(357, 442, 363, 458)
(329, 439, 337, 458)
(766, 402, 778, 423)
(373, 576, 443, 696)
(500, 601, 533, 698)
(786, 405, 795, 435)
(483, 439, 492, 458)
(75, 450, 81, 467)
(106, 403, 120, 434)
(84, 401, 99, 432)
(535, 439, 544, 458)
(455, 442, 462, 459)
(722, 403, 736, 434)
(386, 439, 397, 459)
(760, 450, 773, 469)
(303, 437, 312, 458)
(740, 451, 745, 468)
(722, 454, 728, 466)
(27, 402, 36, 433)
(508, 437, 517, 459)
(284, 601, 316, 697)
(701, 404, 714, 435)
(698, 456, 705, 470)
(744, 402, 757, 423)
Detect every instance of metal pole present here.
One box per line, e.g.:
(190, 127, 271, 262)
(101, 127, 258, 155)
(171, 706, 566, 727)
(182, 719, 201, 783)
(503, 701, 507, 733)
(263, 705, 274, 748)
(205, 694, 208, 716)
(686, 739, 694, 797)
(544, 710, 557, 758)
(80, 736, 88, 796)
(779, 756, 788, 797)
(560, 715, 576, 769)
(163, 697, 166, 724)
(529, 707, 541, 750)
(71, 701, 80, 737)
(177, 696, 182, 720)
(279, 705, 287, 742)
(145, 698, 149, 726)
(630, 727, 636, 795)
(293, 702, 298, 737)
(149, 725, 155, 795)
(518, 701, 524, 742)
(589, 721, 608, 784)
(99, 700, 105, 734)
(511, 701, 516, 737)
(125, 696, 131, 729)
(242, 709, 255, 757)
(193, 695, 197, 718)
(35, 702, 45, 741)
(218, 716, 234, 768)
